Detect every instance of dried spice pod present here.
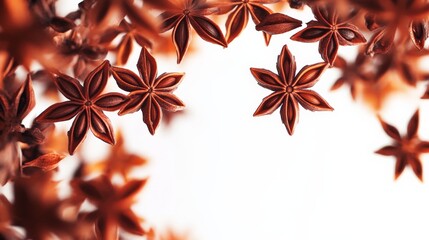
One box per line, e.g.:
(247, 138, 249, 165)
(159, 0, 228, 63)
(255, 13, 302, 35)
(376, 110, 429, 181)
(72, 175, 148, 239)
(291, 4, 366, 65)
(111, 47, 185, 135)
(251, 44, 333, 135)
(85, 131, 148, 180)
(35, 60, 127, 155)
(354, 0, 429, 55)
(0, 75, 36, 149)
(100, 19, 153, 66)
(217, 0, 280, 45)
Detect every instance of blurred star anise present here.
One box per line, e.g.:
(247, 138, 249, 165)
(376, 110, 429, 181)
(353, 0, 429, 55)
(85, 131, 148, 180)
(73, 175, 148, 239)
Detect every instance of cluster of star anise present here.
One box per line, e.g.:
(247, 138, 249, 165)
(2, 0, 429, 238)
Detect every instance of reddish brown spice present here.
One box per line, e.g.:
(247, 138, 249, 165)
(159, 0, 228, 63)
(111, 47, 185, 135)
(376, 110, 429, 181)
(35, 61, 126, 154)
(251, 45, 333, 135)
(291, 4, 366, 65)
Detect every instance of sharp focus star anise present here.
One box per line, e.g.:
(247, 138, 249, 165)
(35, 60, 127, 155)
(291, 4, 366, 66)
(159, 0, 228, 63)
(73, 175, 147, 239)
(111, 47, 185, 135)
(255, 12, 302, 36)
(376, 110, 429, 181)
(251, 44, 333, 135)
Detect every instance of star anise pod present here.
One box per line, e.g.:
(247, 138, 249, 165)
(30, 0, 77, 33)
(159, 0, 228, 63)
(72, 175, 148, 239)
(56, 31, 108, 79)
(100, 19, 152, 66)
(79, 0, 158, 36)
(0, 75, 36, 149)
(21, 122, 68, 176)
(352, 0, 429, 54)
(291, 4, 366, 65)
(35, 60, 127, 155)
(255, 12, 302, 36)
(331, 48, 390, 99)
(85, 131, 148, 180)
(251, 44, 333, 135)
(217, 0, 297, 45)
(111, 47, 185, 135)
(376, 110, 429, 181)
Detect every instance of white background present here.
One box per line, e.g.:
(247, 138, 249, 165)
(6, 3, 429, 240)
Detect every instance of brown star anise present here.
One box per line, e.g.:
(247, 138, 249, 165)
(376, 110, 429, 181)
(352, 0, 429, 55)
(85, 131, 148, 180)
(0, 75, 36, 148)
(100, 19, 152, 66)
(251, 44, 333, 135)
(35, 60, 127, 155)
(255, 12, 302, 36)
(73, 175, 147, 239)
(291, 4, 366, 65)
(159, 0, 228, 63)
(111, 47, 185, 135)
(218, 0, 296, 45)
(55, 31, 108, 79)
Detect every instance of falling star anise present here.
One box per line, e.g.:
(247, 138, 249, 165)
(218, 0, 294, 45)
(111, 47, 185, 135)
(35, 60, 126, 155)
(159, 0, 228, 63)
(291, 4, 366, 66)
(251, 44, 333, 135)
(72, 175, 148, 239)
(376, 110, 429, 181)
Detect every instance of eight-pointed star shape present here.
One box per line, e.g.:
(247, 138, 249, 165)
(111, 47, 185, 135)
(73, 175, 147, 239)
(35, 60, 127, 155)
(291, 4, 366, 66)
(251, 44, 333, 135)
(376, 110, 429, 181)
